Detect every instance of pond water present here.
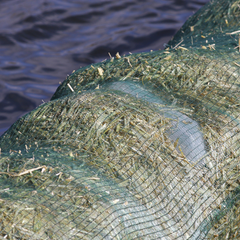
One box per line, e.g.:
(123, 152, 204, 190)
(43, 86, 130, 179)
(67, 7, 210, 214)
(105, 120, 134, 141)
(0, 0, 209, 136)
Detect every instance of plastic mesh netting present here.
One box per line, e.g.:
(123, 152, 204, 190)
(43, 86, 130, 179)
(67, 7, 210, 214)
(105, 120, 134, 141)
(0, 0, 239, 239)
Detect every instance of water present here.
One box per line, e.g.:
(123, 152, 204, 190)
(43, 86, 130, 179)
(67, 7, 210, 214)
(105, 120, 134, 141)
(0, 0, 209, 136)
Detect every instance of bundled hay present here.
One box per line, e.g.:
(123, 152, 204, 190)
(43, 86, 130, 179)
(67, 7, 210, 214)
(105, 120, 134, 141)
(0, 91, 222, 239)
(0, 0, 240, 239)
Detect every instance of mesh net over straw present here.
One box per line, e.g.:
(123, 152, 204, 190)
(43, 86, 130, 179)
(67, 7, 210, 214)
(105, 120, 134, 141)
(0, 0, 239, 239)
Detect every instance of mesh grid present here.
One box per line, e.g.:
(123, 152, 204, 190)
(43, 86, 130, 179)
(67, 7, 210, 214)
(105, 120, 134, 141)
(0, 0, 239, 239)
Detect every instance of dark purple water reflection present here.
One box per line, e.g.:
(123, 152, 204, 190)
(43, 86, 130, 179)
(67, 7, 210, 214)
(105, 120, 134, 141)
(0, 0, 209, 136)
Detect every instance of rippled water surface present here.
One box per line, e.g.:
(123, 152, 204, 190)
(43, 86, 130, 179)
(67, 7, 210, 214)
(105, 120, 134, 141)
(0, 0, 209, 136)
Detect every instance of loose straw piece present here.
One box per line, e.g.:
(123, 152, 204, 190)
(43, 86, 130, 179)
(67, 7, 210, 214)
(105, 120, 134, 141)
(67, 83, 74, 92)
(0, 166, 47, 177)
(226, 30, 240, 35)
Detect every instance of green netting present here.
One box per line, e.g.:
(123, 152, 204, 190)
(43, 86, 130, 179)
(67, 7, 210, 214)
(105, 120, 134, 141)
(0, 0, 239, 239)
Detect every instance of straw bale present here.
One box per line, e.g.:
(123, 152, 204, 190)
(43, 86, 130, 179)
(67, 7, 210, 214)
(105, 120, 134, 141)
(0, 0, 240, 239)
